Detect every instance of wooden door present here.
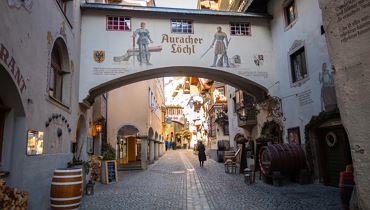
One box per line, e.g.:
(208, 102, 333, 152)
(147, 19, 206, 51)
(127, 137, 137, 162)
(319, 126, 352, 187)
(117, 137, 128, 164)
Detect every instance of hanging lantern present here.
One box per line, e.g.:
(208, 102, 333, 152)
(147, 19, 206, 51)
(95, 123, 102, 133)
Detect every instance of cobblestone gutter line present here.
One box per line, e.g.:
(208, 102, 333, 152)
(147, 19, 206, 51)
(180, 152, 211, 210)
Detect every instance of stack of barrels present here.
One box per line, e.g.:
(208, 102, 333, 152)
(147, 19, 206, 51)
(50, 168, 83, 210)
(259, 144, 306, 178)
(339, 165, 355, 210)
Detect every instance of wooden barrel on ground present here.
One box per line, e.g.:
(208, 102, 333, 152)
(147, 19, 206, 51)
(217, 140, 225, 151)
(339, 171, 355, 210)
(259, 144, 306, 177)
(50, 168, 83, 209)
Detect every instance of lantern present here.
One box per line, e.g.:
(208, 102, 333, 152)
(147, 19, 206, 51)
(95, 123, 102, 133)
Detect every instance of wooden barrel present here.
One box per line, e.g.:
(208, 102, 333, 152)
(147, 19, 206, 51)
(339, 171, 355, 210)
(259, 144, 306, 177)
(217, 140, 225, 151)
(50, 168, 83, 210)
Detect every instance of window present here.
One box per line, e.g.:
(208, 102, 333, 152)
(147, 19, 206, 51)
(49, 38, 70, 105)
(50, 47, 64, 101)
(106, 16, 131, 31)
(56, 0, 73, 26)
(27, 130, 44, 155)
(287, 127, 301, 144)
(290, 47, 307, 83)
(284, 0, 297, 27)
(171, 19, 193, 34)
(230, 22, 251, 36)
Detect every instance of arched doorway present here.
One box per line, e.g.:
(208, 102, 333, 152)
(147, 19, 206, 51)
(0, 64, 26, 187)
(117, 125, 140, 165)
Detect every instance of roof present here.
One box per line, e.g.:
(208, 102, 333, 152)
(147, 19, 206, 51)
(81, 3, 272, 19)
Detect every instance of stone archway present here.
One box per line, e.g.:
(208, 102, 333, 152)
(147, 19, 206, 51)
(82, 67, 269, 106)
(75, 115, 88, 161)
(0, 64, 27, 187)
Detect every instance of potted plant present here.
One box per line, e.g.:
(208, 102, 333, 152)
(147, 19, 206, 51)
(68, 157, 91, 174)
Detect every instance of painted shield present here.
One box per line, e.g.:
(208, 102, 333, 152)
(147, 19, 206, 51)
(94, 50, 105, 63)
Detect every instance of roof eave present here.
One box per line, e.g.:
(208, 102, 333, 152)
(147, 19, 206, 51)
(81, 3, 273, 19)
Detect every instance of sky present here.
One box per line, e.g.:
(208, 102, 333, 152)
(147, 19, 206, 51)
(164, 77, 208, 140)
(155, 0, 198, 9)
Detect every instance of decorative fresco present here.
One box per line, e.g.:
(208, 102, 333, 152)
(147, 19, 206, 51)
(80, 17, 274, 101)
(114, 22, 162, 64)
(112, 24, 250, 69)
(7, 0, 32, 12)
(319, 62, 337, 111)
(94, 50, 105, 63)
(254, 54, 264, 66)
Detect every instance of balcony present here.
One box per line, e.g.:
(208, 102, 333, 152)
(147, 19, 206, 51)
(237, 108, 257, 128)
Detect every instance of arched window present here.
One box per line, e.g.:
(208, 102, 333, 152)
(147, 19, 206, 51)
(49, 38, 70, 104)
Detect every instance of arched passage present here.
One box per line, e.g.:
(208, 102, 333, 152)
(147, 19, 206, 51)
(0, 64, 27, 187)
(117, 125, 141, 164)
(83, 67, 269, 105)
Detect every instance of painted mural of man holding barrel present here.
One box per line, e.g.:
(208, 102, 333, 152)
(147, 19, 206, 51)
(133, 22, 153, 65)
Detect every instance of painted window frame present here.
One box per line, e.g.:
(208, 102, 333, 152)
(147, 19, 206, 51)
(229, 22, 251, 36)
(106, 16, 132, 32)
(282, 0, 298, 31)
(170, 19, 194, 34)
(288, 40, 309, 87)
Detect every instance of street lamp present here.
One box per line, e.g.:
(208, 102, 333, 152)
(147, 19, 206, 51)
(95, 122, 102, 133)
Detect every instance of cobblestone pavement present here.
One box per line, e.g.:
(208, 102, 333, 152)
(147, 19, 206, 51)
(81, 150, 342, 210)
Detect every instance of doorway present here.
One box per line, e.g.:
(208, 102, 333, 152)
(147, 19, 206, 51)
(319, 125, 352, 186)
(117, 136, 128, 164)
(0, 99, 10, 163)
(117, 125, 140, 165)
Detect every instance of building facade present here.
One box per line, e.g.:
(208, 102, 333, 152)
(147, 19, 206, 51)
(1, 0, 369, 209)
(0, 0, 84, 209)
(107, 78, 165, 168)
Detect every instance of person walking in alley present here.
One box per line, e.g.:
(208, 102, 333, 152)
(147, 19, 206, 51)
(165, 139, 169, 151)
(197, 141, 206, 167)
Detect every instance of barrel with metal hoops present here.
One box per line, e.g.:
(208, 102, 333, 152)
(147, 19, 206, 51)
(50, 168, 83, 209)
(259, 144, 307, 178)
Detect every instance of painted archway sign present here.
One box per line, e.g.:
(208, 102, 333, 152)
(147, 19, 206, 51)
(80, 7, 275, 104)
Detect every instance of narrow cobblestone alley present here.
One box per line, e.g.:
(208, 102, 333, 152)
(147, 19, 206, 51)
(81, 150, 341, 210)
